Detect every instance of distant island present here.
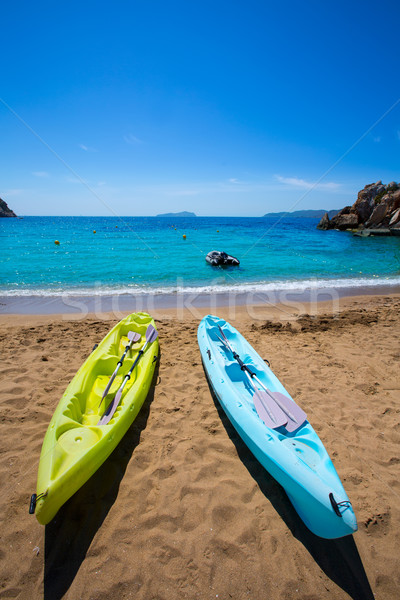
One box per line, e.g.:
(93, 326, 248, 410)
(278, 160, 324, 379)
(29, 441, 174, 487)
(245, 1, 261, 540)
(317, 181, 400, 236)
(156, 211, 197, 218)
(264, 209, 339, 219)
(0, 198, 17, 218)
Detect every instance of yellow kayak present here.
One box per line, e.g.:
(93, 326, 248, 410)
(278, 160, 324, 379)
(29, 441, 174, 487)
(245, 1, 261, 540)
(31, 312, 159, 525)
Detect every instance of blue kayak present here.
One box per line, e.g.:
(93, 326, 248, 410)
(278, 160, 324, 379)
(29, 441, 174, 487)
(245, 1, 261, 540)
(198, 315, 357, 539)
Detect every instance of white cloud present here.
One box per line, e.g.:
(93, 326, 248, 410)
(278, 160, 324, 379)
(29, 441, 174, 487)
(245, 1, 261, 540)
(275, 175, 341, 191)
(228, 178, 240, 184)
(32, 171, 49, 177)
(124, 134, 142, 145)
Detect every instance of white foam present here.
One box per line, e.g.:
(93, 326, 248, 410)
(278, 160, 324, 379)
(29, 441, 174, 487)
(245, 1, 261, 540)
(1, 276, 400, 297)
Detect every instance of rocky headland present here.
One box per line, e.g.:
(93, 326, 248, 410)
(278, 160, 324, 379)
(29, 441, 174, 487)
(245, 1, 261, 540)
(317, 181, 400, 236)
(0, 198, 17, 217)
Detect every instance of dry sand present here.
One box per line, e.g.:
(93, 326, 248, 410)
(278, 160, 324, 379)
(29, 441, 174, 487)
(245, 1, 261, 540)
(0, 294, 399, 600)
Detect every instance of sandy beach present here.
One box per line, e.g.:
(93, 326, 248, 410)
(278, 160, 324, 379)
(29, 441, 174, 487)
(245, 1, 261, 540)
(0, 293, 399, 599)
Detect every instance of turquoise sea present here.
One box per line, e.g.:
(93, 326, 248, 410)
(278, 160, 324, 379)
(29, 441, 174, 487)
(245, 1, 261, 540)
(1, 216, 400, 297)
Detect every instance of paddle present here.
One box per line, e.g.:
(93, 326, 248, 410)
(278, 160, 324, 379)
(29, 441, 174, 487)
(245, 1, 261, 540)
(217, 325, 306, 431)
(216, 330, 287, 429)
(97, 325, 158, 426)
(241, 364, 288, 428)
(250, 374, 307, 433)
(99, 330, 141, 406)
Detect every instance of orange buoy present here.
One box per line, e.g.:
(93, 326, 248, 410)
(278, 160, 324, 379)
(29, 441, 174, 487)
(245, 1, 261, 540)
(93, 230, 96, 233)
(183, 234, 186, 239)
(54, 240, 60, 245)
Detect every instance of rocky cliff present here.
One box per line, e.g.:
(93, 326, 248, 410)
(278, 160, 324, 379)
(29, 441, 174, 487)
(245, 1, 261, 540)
(0, 198, 17, 217)
(317, 181, 400, 235)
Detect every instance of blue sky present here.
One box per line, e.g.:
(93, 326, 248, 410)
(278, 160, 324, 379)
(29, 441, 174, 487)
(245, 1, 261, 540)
(1, 0, 399, 216)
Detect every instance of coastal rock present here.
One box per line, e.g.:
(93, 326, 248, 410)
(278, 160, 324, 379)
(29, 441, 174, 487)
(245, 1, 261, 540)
(365, 203, 387, 228)
(329, 213, 358, 230)
(389, 208, 400, 226)
(316, 180, 400, 234)
(336, 205, 352, 216)
(387, 189, 400, 213)
(316, 212, 330, 230)
(0, 198, 17, 217)
(352, 181, 386, 221)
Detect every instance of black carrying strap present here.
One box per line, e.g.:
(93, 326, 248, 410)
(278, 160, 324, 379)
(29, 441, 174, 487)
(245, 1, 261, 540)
(29, 491, 48, 514)
(329, 493, 352, 517)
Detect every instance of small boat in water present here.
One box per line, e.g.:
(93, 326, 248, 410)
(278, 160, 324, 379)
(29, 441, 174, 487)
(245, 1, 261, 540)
(205, 250, 240, 266)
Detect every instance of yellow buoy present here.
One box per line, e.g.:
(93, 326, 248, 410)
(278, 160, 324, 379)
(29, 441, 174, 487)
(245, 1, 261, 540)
(54, 240, 60, 245)
(183, 234, 186, 239)
(93, 230, 96, 234)
(217, 230, 219, 232)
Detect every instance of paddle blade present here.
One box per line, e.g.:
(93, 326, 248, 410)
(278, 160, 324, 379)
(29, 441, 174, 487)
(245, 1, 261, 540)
(253, 389, 287, 429)
(268, 391, 307, 432)
(145, 324, 159, 344)
(128, 331, 141, 343)
(98, 388, 123, 426)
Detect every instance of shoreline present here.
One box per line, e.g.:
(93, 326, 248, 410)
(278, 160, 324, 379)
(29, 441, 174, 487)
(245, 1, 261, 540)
(1, 282, 399, 317)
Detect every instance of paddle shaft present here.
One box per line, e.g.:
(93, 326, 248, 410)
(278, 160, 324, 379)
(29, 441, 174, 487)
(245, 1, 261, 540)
(218, 327, 256, 378)
(98, 326, 158, 426)
(117, 341, 148, 395)
(217, 327, 306, 425)
(101, 332, 140, 401)
(217, 329, 287, 427)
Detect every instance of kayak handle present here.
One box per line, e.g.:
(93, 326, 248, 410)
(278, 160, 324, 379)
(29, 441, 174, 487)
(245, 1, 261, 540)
(329, 493, 352, 517)
(29, 494, 37, 514)
(29, 490, 48, 514)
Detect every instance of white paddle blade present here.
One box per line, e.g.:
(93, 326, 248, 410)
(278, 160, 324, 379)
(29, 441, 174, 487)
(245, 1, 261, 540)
(98, 388, 123, 426)
(128, 331, 141, 343)
(269, 391, 307, 432)
(253, 389, 287, 429)
(146, 325, 159, 344)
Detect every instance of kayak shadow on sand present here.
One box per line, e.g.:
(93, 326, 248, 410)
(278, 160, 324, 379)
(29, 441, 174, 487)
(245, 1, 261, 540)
(43, 356, 160, 600)
(205, 373, 374, 600)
